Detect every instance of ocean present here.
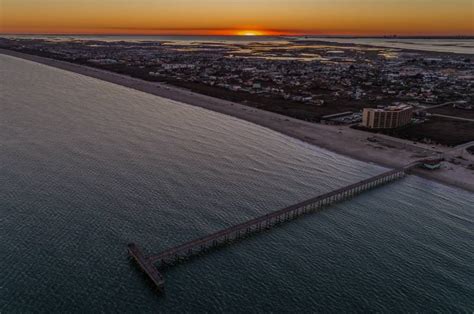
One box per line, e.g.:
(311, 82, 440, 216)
(0, 54, 473, 312)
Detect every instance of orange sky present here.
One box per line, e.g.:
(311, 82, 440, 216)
(1, 0, 473, 35)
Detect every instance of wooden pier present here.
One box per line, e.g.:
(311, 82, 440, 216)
(128, 243, 165, 291)
(128, 158, 441, 292)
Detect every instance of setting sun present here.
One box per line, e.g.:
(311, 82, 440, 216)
(236, 30, 265, 36)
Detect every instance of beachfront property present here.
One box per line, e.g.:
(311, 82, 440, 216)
(362, 105, 414, 129)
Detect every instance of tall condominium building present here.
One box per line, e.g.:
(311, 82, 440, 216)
(362, 105, 414, 129)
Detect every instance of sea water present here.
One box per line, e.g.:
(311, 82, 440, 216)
(0, 55, 472, 312)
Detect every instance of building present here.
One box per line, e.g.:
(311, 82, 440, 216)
(362, 105, 413, 129)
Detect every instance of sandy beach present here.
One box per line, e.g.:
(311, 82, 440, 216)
(1, 48, 473, 192)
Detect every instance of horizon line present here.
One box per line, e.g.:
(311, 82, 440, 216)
(1, 33, 473, 38)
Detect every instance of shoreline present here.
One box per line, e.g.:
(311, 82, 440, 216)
(1, 48, 473, 192)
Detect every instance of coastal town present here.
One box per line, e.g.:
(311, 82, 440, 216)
(1, 36, 472, 147)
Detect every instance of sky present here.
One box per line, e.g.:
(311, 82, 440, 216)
(1, 0, 473, 36)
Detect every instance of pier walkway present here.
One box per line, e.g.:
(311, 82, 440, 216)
(128, 158, 441, 292)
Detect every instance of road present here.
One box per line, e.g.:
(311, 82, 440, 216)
(431, 113, 474, 122)
(423, 100, 467, 111)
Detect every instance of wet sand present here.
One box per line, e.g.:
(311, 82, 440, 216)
(1, 49, 472, 192)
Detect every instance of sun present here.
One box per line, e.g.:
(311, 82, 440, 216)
(236, 30, 265, 36)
